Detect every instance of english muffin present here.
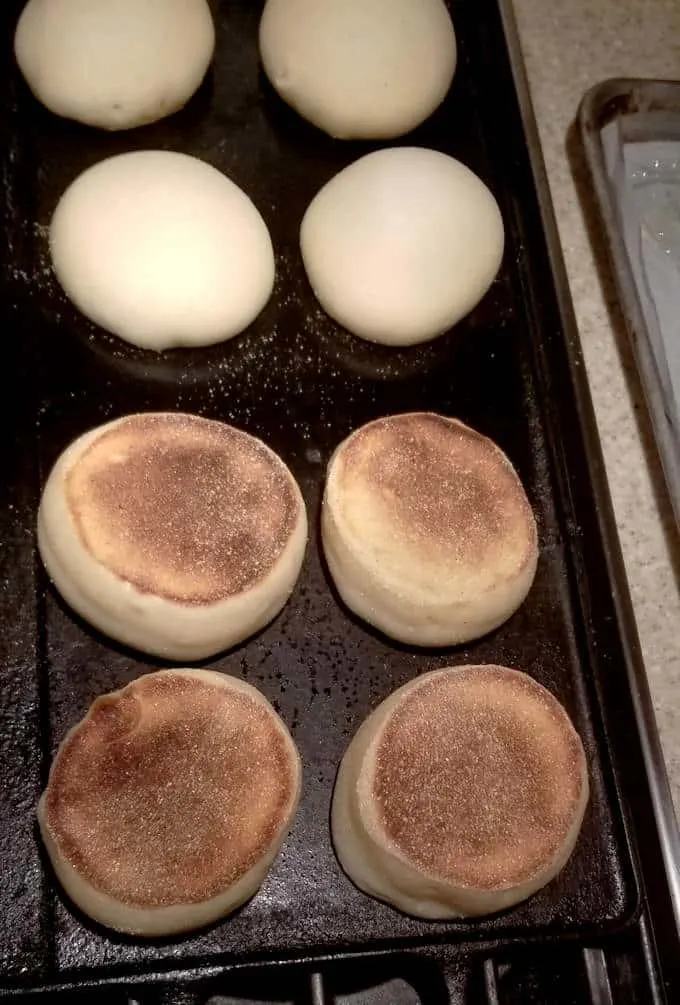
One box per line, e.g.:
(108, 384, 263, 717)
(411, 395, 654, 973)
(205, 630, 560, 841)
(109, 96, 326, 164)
(321, 412, 537, 645)
(38, 413, 307, 659)
(38, 669, 302, 936)
(331, 665, 589, 917)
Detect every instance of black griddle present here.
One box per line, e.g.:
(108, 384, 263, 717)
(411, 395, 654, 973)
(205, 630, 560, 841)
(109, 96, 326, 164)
(0, 1, 679, 1001)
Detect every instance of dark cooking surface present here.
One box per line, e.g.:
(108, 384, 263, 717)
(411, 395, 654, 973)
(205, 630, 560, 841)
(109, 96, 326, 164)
(0, 0, 666, 999)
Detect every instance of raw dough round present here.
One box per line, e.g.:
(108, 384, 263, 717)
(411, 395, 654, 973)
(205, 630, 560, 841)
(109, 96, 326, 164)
(37, 412, 308, 660)
(38, 669, 302, 936)
(321, 413, 538, 646)
(14, 0, 215, 130)
(259, 0, 456, 139)
(300, 147, 504, 346)
(331, 665, 589, 918)
(50, 151, 275, 351)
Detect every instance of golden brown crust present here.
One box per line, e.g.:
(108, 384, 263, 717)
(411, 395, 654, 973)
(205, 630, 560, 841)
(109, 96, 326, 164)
(372, 666, 586, 890)
(44, 672, 298, 908)
(335, 413, 535, 571)
(65, 413, 300, 604)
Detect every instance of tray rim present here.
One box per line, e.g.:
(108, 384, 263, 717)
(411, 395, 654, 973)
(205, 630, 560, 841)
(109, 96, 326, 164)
(578, 76, 680, 534)
(575, 73, 680, 931)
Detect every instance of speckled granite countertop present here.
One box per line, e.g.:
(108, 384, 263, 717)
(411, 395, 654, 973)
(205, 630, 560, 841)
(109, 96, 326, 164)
(511, 0, 680, 811)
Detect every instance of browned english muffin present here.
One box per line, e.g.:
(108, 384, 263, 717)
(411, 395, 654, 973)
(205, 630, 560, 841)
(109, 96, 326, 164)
(38, 669, 302, 936)
(37, 413, 308, 659)
(331, 665, 589, 918)
(321, 412, 538, 645)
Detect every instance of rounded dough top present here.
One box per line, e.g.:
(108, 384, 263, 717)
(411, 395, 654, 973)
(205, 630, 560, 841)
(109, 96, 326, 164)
(14, 0, 215, 130)
(50, 151, 275, 350)
(42, 670, 300, 908)
(326, 413, 536, 599)
(259, 0, 456, 140)
(365, 666, 588, 890)
(63, 413, 302, 605)
(300, 147, 504, 346)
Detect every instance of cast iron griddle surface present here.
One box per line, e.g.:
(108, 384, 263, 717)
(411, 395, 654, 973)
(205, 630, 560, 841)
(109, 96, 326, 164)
(0, 0, 637, 992)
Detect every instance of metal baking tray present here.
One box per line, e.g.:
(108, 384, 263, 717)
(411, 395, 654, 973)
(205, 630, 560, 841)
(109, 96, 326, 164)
(579, 78, 680, 527)
(0, 3, 679, 1002)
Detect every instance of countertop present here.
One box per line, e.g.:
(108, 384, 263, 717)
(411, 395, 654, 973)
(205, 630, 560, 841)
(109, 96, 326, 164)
(511, 0, 680, 812)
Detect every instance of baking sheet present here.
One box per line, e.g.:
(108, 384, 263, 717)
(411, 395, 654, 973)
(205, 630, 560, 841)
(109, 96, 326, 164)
(580, 80, 680, 529)
(603, 129, 680, 437)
